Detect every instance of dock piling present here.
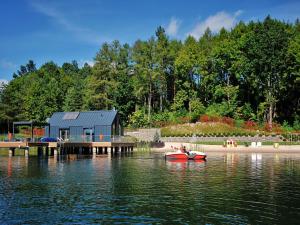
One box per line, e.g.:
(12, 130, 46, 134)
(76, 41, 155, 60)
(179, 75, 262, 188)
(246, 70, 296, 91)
(9, 148, 15, 157)
(45, 147, 49, 156)
(24, 147, 29, 157)
(37, 147, 43, 157)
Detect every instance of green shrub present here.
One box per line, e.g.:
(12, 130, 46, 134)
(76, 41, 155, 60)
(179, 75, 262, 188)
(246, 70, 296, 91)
(235, 119, 245, 128)
(128, 109, 149, 128)
(205, 103, 223, 117)
(282, 121, 294, 132)
(189, 99, 205, 122)
(171, 90, 188, 111)
(240, 103, 256, 121)
(293, 118, 300, 131)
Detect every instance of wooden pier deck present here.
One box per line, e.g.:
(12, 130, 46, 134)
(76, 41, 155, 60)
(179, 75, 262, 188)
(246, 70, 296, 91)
(0, 141, 136, 157)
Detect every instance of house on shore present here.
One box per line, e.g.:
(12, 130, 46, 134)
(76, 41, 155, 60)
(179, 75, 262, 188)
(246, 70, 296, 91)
(46, 110, 121, 142)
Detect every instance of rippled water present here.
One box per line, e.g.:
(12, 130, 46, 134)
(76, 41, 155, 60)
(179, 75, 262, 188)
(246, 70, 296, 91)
(1, 152, 300, 224)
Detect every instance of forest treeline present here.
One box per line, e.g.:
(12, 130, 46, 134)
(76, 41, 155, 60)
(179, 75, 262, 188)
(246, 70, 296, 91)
(0, 16, 299, 131)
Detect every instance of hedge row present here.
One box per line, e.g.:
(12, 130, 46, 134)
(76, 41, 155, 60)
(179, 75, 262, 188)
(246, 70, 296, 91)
(161, 132, 269, 138)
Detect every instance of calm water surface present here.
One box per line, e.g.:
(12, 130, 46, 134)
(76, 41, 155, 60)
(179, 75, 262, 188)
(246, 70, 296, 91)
(0, 152, 300, 224)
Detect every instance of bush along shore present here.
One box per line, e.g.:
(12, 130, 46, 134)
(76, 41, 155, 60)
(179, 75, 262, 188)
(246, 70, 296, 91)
(126, 116, 300, 146)
(159, 115, 299, 140)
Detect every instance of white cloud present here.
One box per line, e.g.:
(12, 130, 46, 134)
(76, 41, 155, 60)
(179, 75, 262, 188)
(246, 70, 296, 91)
(188, 10, 243, 39)
(29, 1, 109, 45)
(0, 79, 9, 85)
(84, 60, 95, 67)
(78, 59, 95, 68)
(166, 17, 181, 36)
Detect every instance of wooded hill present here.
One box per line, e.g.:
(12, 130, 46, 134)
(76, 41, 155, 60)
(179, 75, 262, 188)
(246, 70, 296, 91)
(0, 16, 299, 132)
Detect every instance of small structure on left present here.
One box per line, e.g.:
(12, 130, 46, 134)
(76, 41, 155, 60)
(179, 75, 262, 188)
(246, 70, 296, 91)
(12, 121, 49, 142)
(0, 120, 52, 157)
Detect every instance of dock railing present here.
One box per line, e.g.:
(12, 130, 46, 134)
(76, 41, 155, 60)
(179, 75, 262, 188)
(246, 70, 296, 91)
(60, 135, 136, 143)
(0, 135, 43, 143)
(0, 134, 136, 143)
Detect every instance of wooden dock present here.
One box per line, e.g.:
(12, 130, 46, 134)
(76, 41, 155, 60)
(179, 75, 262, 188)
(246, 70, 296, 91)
(0, 141, 136, 157)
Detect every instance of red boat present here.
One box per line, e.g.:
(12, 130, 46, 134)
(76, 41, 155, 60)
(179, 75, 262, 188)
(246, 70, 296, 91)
(165, 150, 207, 160)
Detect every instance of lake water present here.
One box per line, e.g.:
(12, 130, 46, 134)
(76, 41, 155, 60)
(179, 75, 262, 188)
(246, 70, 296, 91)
(0, 152, 300, 224)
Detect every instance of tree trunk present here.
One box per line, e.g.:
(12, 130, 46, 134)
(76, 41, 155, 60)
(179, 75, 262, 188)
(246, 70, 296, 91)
(173, 79, 176, 103)
(267, 76, 273, 130)
(160, 94, 163, 112)
(7, 119, 9, 134)
(148, 83, 152, 124)
(226, 72, 230, 104)
(269, 102, 273, 130)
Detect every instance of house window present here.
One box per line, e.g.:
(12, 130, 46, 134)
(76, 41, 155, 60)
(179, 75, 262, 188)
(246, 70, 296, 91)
(59, 129, 69, 141)
(83, 128, 94, 142)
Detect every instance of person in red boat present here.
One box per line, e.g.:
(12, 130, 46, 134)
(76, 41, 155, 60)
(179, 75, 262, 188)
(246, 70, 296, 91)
(180, 146, 190, 155)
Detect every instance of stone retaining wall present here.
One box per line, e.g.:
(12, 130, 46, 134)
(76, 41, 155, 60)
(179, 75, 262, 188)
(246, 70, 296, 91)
(125, 128, 160, 142)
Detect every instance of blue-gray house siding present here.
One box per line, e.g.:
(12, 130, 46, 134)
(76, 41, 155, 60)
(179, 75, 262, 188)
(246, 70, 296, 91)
(69, 126, 83, 142)
(47, 110, 121, 142)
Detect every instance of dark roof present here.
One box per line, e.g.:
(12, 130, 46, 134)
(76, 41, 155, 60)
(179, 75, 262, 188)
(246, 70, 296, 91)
(13, 121, 33, 125)
(48, 110, 117, 128)
(13, 121, 49, 126)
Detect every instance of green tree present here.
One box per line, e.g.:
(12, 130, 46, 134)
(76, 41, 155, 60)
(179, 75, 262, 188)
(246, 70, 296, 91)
(84, 42, 118, 110)
(63, 85, 84, 112)
(171, 90, 188, 112)
(240, 16, 292, 129)
(132, 38, 158, 122)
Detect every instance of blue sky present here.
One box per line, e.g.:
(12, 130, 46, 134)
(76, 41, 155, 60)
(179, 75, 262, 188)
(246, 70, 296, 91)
(1, 0, 300, 82)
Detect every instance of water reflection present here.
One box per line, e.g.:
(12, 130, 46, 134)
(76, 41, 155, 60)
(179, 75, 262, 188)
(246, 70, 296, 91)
(225, 153, 239, 166)
(0, 152, 300, 224)
(166, 159, 206, 172)
(251, 153, 262, 171)
(7, 157, 12, 177)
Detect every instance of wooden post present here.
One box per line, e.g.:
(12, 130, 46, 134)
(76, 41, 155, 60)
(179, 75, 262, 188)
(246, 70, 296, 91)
(50, 148, 54, 156)
(31, 123, 33, 142)
(9, 148, 15, 157)
(45, 147, 49, 156)
(54, 148, 58, 156)
(92, 147, 97, 155)
(24, 147, 29, 157)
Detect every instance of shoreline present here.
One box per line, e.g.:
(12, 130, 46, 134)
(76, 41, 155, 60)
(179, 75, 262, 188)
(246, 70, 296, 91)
(151, 142, 300, 153)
